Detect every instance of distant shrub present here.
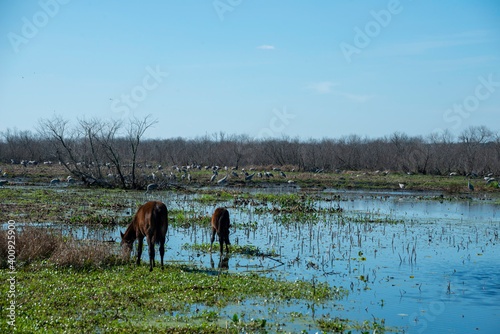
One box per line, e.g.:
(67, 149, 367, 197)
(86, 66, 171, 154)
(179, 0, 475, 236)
(444, 183, 462, 195)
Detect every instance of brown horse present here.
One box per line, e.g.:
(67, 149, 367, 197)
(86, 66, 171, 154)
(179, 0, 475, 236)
(120, 201, 168, 271)
(210, 207, 230, 254)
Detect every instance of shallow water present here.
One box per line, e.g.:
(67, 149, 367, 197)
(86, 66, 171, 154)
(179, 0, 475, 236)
(19, 188, 500, 332)
(186, 190, 499, 332)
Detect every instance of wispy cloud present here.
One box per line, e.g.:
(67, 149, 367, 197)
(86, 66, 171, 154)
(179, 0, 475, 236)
(305, 81, 375, 102)
(335, 91, 375, 102)
(257, 45, 275, 50)
(305, 81, 338, 94)
(371, 30, 495, 57)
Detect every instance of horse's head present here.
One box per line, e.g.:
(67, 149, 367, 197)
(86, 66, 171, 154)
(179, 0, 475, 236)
(120, 231, 134, 258)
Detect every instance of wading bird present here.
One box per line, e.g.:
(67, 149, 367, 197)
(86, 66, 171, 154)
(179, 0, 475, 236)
(486, 177, 496, 184)
(145, 183, 158, 194)
(217, 174, 228, 184)
(468, 179, 474, 192)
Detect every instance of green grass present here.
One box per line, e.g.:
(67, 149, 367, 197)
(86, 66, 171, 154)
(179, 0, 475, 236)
(168, 210, 211, 227)
(193, 190, 235, 202)
(0, 262, 343, 333)
(67, 213, 132, 226)
(0, 187, 133, 224)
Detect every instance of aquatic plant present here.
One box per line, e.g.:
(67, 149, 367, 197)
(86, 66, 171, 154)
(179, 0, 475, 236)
(182, 243, 273, 257)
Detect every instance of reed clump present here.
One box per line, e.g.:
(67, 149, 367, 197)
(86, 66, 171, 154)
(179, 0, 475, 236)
(0, 226, 123, 269)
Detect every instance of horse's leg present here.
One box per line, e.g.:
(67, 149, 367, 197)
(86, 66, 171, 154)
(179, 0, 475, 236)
(147, 237, 154, 272)
(225, 240, 230, 253)
(210, 227, 216, 253)
(159, 239, 165, 269)
(224, 233, 230, 253)
(219, 233, 224, 254)
(137, 238, 143, 266)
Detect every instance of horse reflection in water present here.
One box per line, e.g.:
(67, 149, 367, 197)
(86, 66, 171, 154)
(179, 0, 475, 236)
(210, 254, 230, 270)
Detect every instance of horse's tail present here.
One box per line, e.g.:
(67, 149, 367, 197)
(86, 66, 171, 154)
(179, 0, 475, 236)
(152, 202, 168, 245)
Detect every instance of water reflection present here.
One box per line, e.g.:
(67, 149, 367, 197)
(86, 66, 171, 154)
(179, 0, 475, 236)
(210, 253, 230, 270)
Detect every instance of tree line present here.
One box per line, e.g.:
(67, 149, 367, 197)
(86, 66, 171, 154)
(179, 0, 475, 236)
(1, 116, 499, 188)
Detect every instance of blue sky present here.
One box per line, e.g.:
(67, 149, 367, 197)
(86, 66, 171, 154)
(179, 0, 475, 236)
(1, 0, 499, 140)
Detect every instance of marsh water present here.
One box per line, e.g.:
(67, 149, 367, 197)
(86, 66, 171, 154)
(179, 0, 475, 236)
(59, 188, 500, 332)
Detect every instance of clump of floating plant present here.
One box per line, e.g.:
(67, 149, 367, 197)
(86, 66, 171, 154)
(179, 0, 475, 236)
(317, 316, 400, 333)
(67, 213, 131, 226)
(183, 243, 274, 257)
(168, 210, 211, 227)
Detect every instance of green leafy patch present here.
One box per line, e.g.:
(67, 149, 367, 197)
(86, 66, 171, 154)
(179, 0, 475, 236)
(182, 243, 273, 257)
(317, 316, 400, 333)
(0, 262, 342, 332)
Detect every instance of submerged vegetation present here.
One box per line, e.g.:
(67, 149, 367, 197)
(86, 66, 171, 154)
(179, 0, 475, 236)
(183, 243, 274, 257)
(317, 317, 398, 333)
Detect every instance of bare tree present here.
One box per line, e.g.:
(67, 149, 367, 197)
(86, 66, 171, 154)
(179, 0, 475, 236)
(38, 116, 84, 177)
(37, 115, 157, 188)
(128, 115, 158, 189)
(91, 119, 125, 186)
(459, 126, 494, 173)
(1, 128, 41, 162)
(78, 118, 106, 180)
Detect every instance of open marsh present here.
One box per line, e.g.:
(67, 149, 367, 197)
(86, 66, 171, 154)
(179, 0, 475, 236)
(146, 188, 500, 333)
(1, 185, 499, 333)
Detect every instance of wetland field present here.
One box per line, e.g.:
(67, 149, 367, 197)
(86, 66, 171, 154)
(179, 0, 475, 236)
(0, 166, 499, 333)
